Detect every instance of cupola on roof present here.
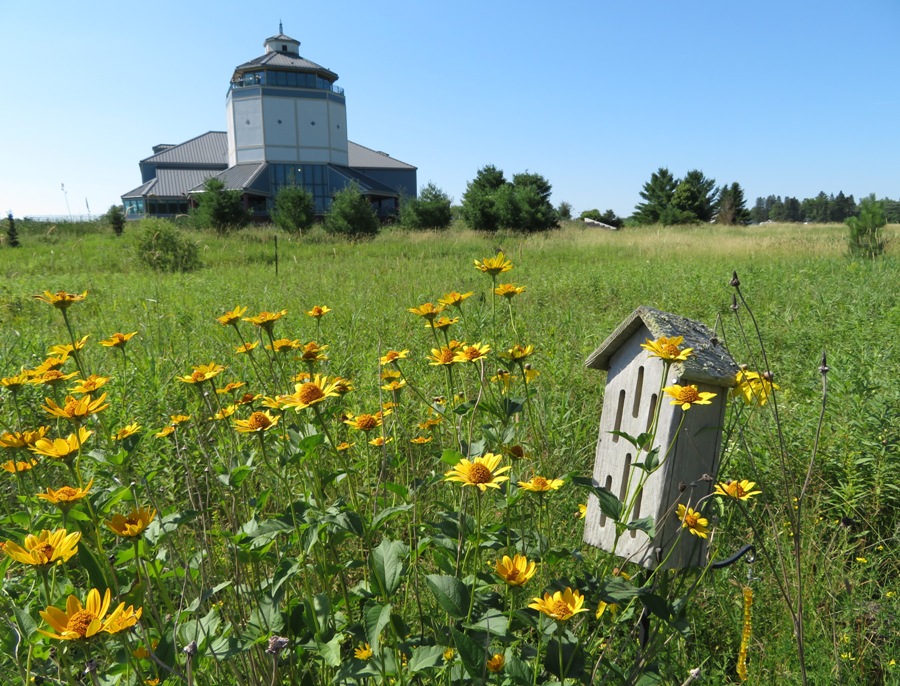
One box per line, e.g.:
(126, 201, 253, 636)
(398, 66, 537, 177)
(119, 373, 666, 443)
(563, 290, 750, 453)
(232, 24, 338, 82)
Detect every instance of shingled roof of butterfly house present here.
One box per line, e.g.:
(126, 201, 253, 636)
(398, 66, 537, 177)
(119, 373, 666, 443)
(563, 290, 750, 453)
(583, 306, 739, 569)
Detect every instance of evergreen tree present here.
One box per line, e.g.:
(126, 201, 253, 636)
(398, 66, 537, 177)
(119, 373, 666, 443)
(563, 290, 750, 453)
(461, 165, 507, 231)
(750, 196, 768, 223)
(847, 194, 886, 258)
(192, 178, 249, 234)
(273, 184, 315, 235)
(783, 197, 803, 222)
(829, 191, 856, 222)
(670, 170, 719, 223)
(399, 183, 453, 230)
(323, 182, 379, 237)
(502, 172, 558, 232)
(801, 191, 830, 222)
(716, 183, 750, 225)
(105, 205, 126, 237)
(557, 201, 573, 221)
(6, 212, 20, 247)
(633, 167, 678, 225)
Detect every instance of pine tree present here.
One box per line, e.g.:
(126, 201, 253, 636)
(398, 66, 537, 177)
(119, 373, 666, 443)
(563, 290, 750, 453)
(716, 183, 750, 225)
(6, 212, 20, 248)
(847, 194, 886, 258)
(633, 167, 678, 225)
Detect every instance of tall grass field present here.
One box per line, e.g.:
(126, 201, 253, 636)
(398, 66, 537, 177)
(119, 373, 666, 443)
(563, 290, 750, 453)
(0, 219, 898, 685)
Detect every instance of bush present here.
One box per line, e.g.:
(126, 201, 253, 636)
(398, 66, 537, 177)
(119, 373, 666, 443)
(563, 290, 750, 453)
(273, 185, 315, 235)
(460, 166, 558, 232)
(135, 218, 201, 272)
(579, 208, 623, 228)
(847, 194, 887, 258)
(191, 178, 249, 234)
(323, 182, 379, 238)
(105, 205, 126, 237)
(399, 183, 453, 230)
(6, 212, 20, 248)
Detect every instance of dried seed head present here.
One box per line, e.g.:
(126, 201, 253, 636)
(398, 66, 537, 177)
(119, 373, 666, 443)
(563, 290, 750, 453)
(762, 370, 774, 382)
(731, 294, 739, 312)
(84, 660, 99, 675)
(818, 351, 830, 375)
(183, 640, 198, 657)
(266, 635, 290, 655)
(730, 271, 741, 288)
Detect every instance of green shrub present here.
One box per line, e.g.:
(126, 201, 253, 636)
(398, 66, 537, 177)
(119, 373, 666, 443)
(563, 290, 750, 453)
(399, 183, 453, 230)
(135, 218, 201, 272)
(847, 194, 886, 258)
(323, 182, 379, 238)
(104, 204, 126, 237)
(191, 178, 249, 234)
(272, 184, 315, 235)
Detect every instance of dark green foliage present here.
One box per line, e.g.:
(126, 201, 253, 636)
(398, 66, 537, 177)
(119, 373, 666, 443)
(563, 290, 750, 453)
(399, 183, 453, 230)
(829, 191, 857, 222)
(460, 166, 558, 232)
(460, 165, 507, 231)
(633, 167, 678, 225)
(135, 217, 202, 272)
(105, 204, 126, 237)
(191, 178, 249, 234)
(846, 194, 886, 258)
(801, 192, 830, 223)
(883, 199, 900, 223)
(273, 185, 315, 235)
(323, 182, 380, 238)
(557, 201, 573, 221)
(6, 212, 20, 247)
(671, 170, 719, 223)
(716, 182, 750, 225)
(580, 209, 623, 228)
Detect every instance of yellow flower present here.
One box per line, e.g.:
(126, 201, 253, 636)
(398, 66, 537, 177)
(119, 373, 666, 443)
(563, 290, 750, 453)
(381, 379, 406, 392)
(266, 338, 301, 353)
(2, 458, 38, 473)
(494, 283, 526, 299)
(299, 341, 328, 362)
(43, 394, 109, 421)
(442, 647, 455, 662)
(714, 479, 761, 501)
(212, 405, 238, 421)
(70, 374, 111, 394)
(132, 638, 159, 659)
(171, 414, 191, 425)
(474, 252, 513, 275)
(518, 476, 564, 492)
(380, 349, 410, 365)
(233, 411, 280, 433)
(418, 417, 443, 431)
(235, 341, 259, 354)
(30, 369, 79, 386)
(48, 335, 90, 356)
(495, 554, 537, 586)
(155, 426, 175, 439)
(344, 411, 388, 432)
(425, 316, 459, 330)
(216, 305, 247, 326)
(306, 305, 331, 318)
(505, 444, 527, 460)
(331, 376, 354, 394)
(576, 504, 587, 519)
(408, 302, 444, 321)
(278, 374, 342, 411)
(34, 290, 87, 309)
(103, 602, 143, 634)
(501, 344, 534, 361)
(0, 426, 50, 449)
(107, 506, 156, 537)
(428, 345, 458, 366)
(855, 557, 868, 564)
(444, 453, 511, 492)
(1, 370, 31, 392)
(4, 529, 81, 567)
(99, 331, 138, 348)
(38, 588, 113, 640)
(410, 436, 432, 444)
(438, 291, 473, 308)
(36, 479, 94, 508)
(486, 653, 505, 673)
(595, 600, 619, 620)
(732, 369, 779, 406)
(217, 381, 247, 395)
(675, 503, 709, 538)
(662, 384, 717, 410)
(355, 643, 373, 660)
(112, 424, 141, 441)
(30, 428, 93, 459)
(640, 335, 693, 362)
(242, 309, 288, 331)
(177, 362, 226, 384)
(453, 342, 491, 363)
(528, 588, 588, 621)
(369, 436, 393, 447)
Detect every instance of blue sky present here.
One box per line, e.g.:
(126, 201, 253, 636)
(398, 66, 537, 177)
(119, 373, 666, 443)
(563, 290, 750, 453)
(2, 1, 898, 219)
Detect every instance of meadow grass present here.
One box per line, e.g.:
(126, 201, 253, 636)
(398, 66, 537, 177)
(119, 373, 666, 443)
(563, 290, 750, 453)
(0, 220, 898, 685)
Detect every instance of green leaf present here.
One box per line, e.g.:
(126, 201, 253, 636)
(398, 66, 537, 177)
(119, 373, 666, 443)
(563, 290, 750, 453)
(365, 603, 392, 653)
(440, 449, 464, 466)
(316, 634, 343, 667)
(208, 636, 245, 660)
(426, 574, 470, 620)
(371, 539, 409, 598)
(13, 606, 37, 640)
(640, 593, 670, 620)
(573, 476, 623, 521)
(505, 655, 532, 685)
(465, 609, 508, 637)
(408, 645, 446, 674)
(625, 516, 656, 538)
(371, 504, 413, 531)
(451, 627, 486, 681)
(77, 542, 109, 590)
(609, 430, 640, 447)
(601, 575, 646, 603)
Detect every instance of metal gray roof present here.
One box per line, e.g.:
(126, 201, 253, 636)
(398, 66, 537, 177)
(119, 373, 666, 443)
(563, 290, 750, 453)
(585, 306, 739, 387)
(234, 53, 337, 80)
(347, 142, 416, 170)
(141, 132, 228, 166)
(150, 168, 220, 198)
(331, 165, 400, 197)
(188, 163, 269, 194)
(122, 179, 155, 199)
